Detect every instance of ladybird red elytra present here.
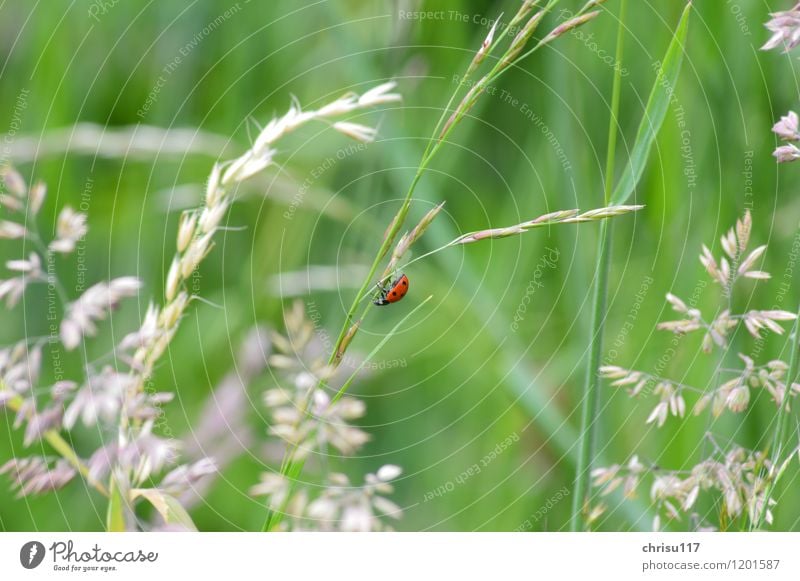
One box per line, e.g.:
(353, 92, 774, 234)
(373, 274, 409, 306)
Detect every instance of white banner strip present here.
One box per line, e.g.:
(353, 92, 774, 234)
(1, 532, 798, 580)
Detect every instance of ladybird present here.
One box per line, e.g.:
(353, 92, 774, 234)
(373, 274, 409, 306)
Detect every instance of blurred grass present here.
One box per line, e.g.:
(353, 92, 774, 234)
(2, 0, 800, 531)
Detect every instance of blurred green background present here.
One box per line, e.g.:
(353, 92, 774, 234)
(2, 0, 800, 531)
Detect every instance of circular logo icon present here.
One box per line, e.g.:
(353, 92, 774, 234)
(19, 541, 45, 569)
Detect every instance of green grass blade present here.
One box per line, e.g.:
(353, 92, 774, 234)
(106, 477, 127, 532)
(131, 489, 199, 531)
(263, 457, 307, 532)
(610, 2, 691, 206)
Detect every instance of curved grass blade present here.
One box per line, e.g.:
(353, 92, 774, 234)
(106, 478, 127, 532)
(132, 489, 199, 531)
(610, 2, 691, 206)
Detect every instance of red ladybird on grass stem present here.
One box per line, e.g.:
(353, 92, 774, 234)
(373, 274, 409, 306)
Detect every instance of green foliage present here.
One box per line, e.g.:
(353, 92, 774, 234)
(1, 0, 798, 532)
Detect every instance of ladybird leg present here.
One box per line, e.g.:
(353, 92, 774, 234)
(371, 280, 388, 305)
(372, 287, 390, 306)
(375, 276, 395, 294)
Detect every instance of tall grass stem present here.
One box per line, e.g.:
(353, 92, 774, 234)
(571, 0, 627, 531)
(754, 299, 800, 529)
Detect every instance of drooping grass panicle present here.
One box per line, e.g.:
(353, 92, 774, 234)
(0, 168, 139, 500)
(592, 444, 787, 530)
(381, 201, 446, 280)
(451, 205, 642, 244)
(761, 3, 800, 53)
(132, 82, 401, 386)
(772, 110, 800, 163)
(0, 82, 401, 530)
(592, 214, 800, 530)
(327, 0, 607, 374)
(252, 301, 405, 531)
(360, 205, 641, 310)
